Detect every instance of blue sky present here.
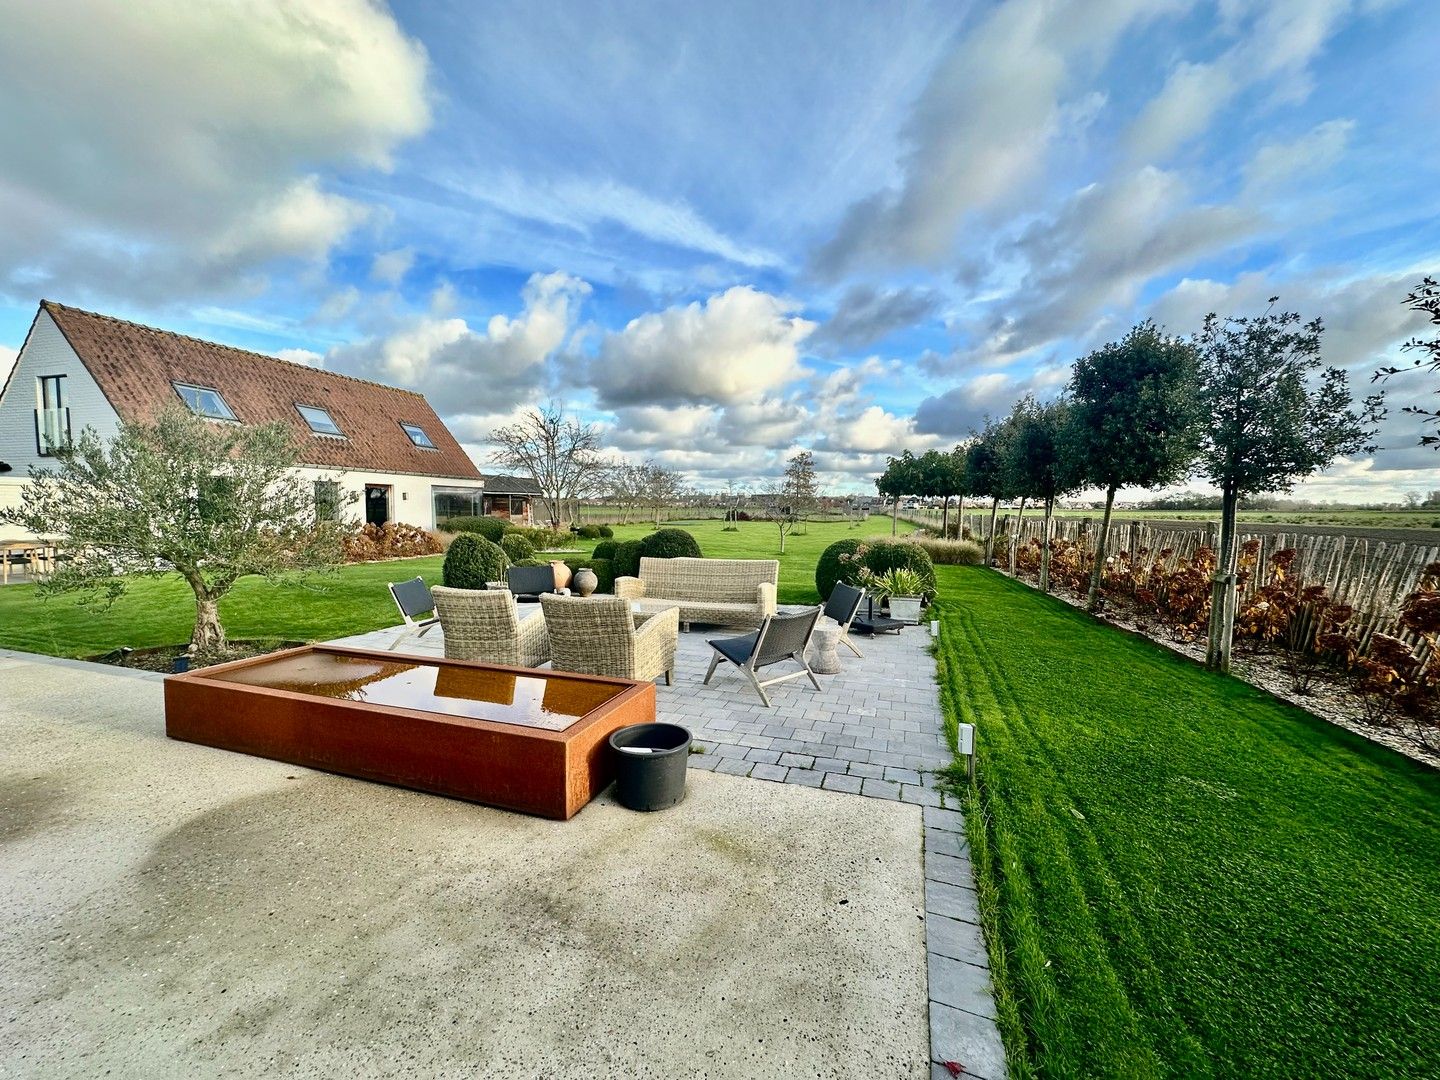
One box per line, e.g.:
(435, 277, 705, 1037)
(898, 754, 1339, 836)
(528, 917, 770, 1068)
(1, 0, 1436, 497)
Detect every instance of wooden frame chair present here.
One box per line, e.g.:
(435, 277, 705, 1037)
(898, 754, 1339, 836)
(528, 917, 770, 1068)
(386, 576, 439, 650)
(704, 607, 824, 707)
(822, 582, 867, 658)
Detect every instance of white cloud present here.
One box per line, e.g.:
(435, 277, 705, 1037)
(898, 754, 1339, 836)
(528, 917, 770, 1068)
(0, 0, 429, 299)
(913, 364, 1071, 437)
(1242, 118, 1355, 195)
(328, 271, 590, 412)
(814, 0, 1187, 275)
(1126, 0, 1358, 162)
(370, 247, 416, 285)
(590, 286, 815, 406)
(276, 348, 325, 368)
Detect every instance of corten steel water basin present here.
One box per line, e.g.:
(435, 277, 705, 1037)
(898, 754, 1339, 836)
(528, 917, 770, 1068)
(163, 645, 656, 820)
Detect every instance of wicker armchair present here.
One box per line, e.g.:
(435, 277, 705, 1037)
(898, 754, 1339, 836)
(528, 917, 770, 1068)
(431, 586, 549, 668)
(539, 595, 679, 685)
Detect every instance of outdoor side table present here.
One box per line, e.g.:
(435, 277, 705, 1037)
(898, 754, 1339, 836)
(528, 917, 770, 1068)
(808, 623, 843, 675)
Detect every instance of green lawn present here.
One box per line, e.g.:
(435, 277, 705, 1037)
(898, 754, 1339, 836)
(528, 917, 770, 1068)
(0, 515, 897, 657)
(933, 565, 1440, 1079)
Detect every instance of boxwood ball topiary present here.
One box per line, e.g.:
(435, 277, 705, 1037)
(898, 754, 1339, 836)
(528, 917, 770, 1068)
(641, 528, 701, 560)
(816, 538, 865, 600)
(612, 539, 646, 579)
(442, 534, 510, 589)
(500, 533, 536, 563)
(598, 525, 615, 538)
(591, 539, 618, 561)
(861, 540, 937, 601)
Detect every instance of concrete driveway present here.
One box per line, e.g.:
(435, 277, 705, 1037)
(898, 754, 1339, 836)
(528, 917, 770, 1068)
(0, 652, 928, 1079)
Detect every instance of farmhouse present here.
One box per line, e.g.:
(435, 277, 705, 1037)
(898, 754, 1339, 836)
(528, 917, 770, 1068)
(0, 301, 484, 535)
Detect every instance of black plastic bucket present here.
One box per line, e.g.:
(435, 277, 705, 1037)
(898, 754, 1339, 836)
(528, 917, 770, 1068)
(608, 723, 692, 812)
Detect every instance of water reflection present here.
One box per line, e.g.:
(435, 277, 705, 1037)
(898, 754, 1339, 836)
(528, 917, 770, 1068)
(208, 651, 618, 731)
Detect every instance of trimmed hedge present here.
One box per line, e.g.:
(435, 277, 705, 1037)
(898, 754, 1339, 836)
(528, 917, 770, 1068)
(641, 528, 701, 559)
(598, 525, 614, 538)
(442, 535, 509, 589)
(815, 538, 865, 600)
(591, 539, 618, 561)
(442, 516, 507, 542)
(500, 533, 536, 563)
(565, 557, 615, 594)
(575, 524, 603, 540)
(612, 539, 645, 580)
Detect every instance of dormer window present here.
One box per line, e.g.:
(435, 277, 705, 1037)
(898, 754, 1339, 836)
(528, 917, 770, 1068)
(173, 382, 236, 421)
(296, 404, 344, 437)
(400, 422, 437, 449)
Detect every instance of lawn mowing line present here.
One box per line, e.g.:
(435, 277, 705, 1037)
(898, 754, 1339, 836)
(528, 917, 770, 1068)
(940, 574, 1166, 1078)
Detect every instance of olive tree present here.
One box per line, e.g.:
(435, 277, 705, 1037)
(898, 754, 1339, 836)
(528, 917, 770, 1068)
(1069, 321, 1201, 610)
(1194, 305, 1383, 672)
(3, 405, 353, 652)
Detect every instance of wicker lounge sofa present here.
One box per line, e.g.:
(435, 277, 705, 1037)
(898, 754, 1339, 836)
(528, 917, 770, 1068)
(539, 595, 680, 684)
(614, 557, 778, 631)
(431, 586, 549, 668)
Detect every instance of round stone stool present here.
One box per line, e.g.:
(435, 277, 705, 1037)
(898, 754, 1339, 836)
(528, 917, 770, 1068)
(808, 623, 843, 675)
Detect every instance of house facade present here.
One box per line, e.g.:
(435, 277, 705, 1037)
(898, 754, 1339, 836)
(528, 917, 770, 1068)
(0, 302, 485, 538)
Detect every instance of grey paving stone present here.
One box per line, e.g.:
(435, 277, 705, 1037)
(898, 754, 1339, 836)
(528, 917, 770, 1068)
(929, 1001, 1007, 1080)
(777, 752, 814, 769)
(710, 743, 748, 760)
(782, 768, 826, 789)
(749, 763, 790, 782)
(884, 766, 923, 785)
(926, 852, 975, 889)
(928, 953, 997, 1020)
(811, 756, 849, 773)
(713, 758, 753, 777)
(846, 761, 884, 778)
(901, 785, 944, 807)
(924, 806, 967, 834)
(926, 913, 989, 968)
(860, 777, 903, 801)
(744, 748, 782, 765)
(686, 754, 720, 772)
(820, 773, 864, 794)
(925, 828, 968, 860)
(926, 879, 980, 924)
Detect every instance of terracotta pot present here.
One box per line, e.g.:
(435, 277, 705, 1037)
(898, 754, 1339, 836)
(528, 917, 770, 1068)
(573, 567, 598, 597)
(550, 560, 573, 591)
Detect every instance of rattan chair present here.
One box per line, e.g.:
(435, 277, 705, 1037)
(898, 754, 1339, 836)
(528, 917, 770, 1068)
(539, 594, 679, 684)
(431, 586, 549, 668)
(704, 607, 823, 707)
(821, 582, 867, 658)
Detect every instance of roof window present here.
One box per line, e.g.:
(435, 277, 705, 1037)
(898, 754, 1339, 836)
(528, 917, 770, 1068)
(400, 422, 437, 449)
(173, 382, 236, 420)
(296, 404, 344, 436)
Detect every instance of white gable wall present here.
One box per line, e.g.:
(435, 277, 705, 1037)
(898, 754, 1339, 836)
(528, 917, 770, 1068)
(1, 311, 123, 538)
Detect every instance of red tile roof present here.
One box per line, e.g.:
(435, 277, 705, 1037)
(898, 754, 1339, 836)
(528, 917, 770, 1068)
(40, 301, 482, 482)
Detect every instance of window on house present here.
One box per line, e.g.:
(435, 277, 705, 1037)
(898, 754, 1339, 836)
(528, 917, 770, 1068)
(296, 404, 344, 436)
(35, 374, 70, 455)
(314, 480, 341, 523)
(400, 422, 437, 449)
(173, 382, 237, 420)
(432, 486, 483, 526)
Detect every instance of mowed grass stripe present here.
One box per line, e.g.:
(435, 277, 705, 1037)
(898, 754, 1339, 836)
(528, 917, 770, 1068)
(935, 565, 1440, 1079)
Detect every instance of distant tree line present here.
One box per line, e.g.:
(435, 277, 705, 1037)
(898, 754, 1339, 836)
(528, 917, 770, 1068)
(878, 299, 1391, 673)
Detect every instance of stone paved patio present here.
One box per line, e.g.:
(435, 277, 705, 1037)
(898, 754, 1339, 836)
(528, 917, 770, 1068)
(332, 609, 1008, 1079)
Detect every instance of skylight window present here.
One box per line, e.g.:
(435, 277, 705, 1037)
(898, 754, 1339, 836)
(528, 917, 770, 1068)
(296, 404, 344, 436)
(400, 422, 437, 449)
(173, 382, 236, 420)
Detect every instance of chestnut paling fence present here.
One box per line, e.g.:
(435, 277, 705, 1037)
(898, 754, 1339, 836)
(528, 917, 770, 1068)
(953, 510, 1440, 654)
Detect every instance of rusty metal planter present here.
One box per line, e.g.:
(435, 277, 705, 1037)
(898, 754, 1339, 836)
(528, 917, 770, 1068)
(164, 645, 655, 820)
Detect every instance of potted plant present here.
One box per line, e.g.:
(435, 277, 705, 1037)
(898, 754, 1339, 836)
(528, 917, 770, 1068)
(864, 567, 926, 624)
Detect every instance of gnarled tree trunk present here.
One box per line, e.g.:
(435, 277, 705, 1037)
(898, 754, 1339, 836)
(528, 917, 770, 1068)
(191, 591, 226, 652)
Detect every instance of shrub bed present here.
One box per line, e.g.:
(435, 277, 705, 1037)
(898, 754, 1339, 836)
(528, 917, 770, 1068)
(612, 539, 645, 579)
(565, 557, 615, 594)
(343, 522, 443, 563)
(442, 535, 509, 589)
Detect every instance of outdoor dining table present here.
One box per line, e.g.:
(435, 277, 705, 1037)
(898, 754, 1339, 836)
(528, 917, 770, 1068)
(0, 540, 57, 585)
